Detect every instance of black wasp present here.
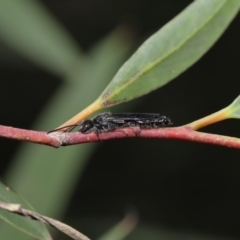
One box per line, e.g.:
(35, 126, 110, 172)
(48, 112, 172, 134)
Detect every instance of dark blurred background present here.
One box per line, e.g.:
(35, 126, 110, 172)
(0, 1, 240, 240)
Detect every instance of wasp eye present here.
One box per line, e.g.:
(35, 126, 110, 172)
(157, 116, 172, 126)
(79, 120, 93, 133)
(164, 116, 172, 125)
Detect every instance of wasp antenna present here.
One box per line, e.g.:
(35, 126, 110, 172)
(47, 124, 79, 134)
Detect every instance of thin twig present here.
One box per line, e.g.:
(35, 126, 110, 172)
(0, 125, 61, 147)
(0, 201, 90, 240)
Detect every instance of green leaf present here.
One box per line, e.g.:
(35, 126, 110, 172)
(0, 181, 52, 240)
(99, 0, 240, 107)
(227, 95, 240, 118)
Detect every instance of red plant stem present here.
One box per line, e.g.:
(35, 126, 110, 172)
(66, 126, 240, 148)
(1, 124, 240, 149)
(0, 125, 61, 147)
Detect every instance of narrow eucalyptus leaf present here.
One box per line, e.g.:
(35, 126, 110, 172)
(99, 0, 240, 107)
(228, 95, 240, 118)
